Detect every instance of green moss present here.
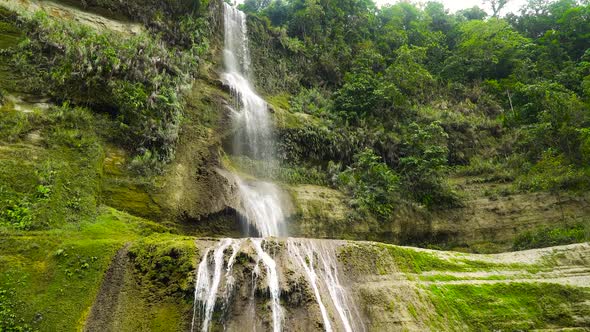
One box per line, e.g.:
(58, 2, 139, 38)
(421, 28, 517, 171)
(102, 233, 198, 331)
(0, 21, 21, 50)
(340, 243, 530, 276)
(339, 243, 397, 276)
(382, 245, 502, 273)
(266, 92, 291, 111)
(0, 105, 103, 230)
(428, 283, 590, 331)
(0, 15, 22, 91)
(128, 234, 197, 298)
(112, 271, 189, 332)
(101, 180, 163, 219)
(408, 303, 418, 319)
(419, 274, 463, 282)
(0, 207, 157, 331)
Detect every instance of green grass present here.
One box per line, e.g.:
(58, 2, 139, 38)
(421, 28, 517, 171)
(0, 207, 162, 331)
(0, 104, 103, 230)
(429, 283, 590, 331)
(513, 222, 590, 250)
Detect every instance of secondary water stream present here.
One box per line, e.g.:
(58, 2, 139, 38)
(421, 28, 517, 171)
(287, 239, 364, 332)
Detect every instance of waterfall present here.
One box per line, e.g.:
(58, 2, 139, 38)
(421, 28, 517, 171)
(287, 239, 365, 332)
(189, 4, 361, 332)
(222, 3, 287, 238)
(237, 178, 287, 237)
(223, 5, 285, 328)
(222, 3, 272, 162)
(252, 238, 284, 332)
(191, 239, 240, 332)
(287, 239, 333, 332)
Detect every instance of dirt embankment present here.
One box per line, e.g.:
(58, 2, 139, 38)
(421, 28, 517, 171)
(84, 244, 130, 332)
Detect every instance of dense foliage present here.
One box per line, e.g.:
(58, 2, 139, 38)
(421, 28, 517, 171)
(246, 0, 590, 214)
(1, 1, 209, 173)
(513, 222, 590, 250)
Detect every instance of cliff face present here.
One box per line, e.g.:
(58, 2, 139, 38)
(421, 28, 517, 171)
(1, 1, 589, 331)
(2, 209, 588, 332)
(286, 181, 590, 252)
(3, 0, 585, 249)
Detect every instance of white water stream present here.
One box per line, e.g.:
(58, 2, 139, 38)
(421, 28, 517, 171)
(191, 239, 240, 332)
(190, 3, 362, 332)
(252, 238, 284, 332)
(287, 239, 364, 332)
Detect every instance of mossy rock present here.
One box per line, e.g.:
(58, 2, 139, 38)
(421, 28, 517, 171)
(102, 179, 163, 219)
(128, 234, 197, 297)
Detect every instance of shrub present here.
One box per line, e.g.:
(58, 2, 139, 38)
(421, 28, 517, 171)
(399, 122, 461, 208)
(4, 8, 206, 173)
(517, 150, 590, 191)
(0, 200, 32, 230)
(334, 149, 400, 219)
(513, 223, 590, 250)
(0, 289, 32, 332)
(290, 88, 333, 118)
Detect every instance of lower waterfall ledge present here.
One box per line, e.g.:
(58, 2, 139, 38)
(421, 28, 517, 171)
(102, 236, 590, 331)
(0, 210, 588, 332)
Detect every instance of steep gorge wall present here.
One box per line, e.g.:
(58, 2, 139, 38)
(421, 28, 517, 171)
(6, 0, 584, 252)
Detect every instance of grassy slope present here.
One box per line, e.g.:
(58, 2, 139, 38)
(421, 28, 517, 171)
(0, 208, 164, 331)
(339, 241, 590, 331)
(429, 283, 590, 331)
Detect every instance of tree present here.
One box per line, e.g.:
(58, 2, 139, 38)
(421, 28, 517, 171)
(443, 19, 530, 81)
(382, 45, 434, 105)
(456, 6, 488, 21)
(333, 68, 382, 122)
(336, 149, 400, 219)
(485, 0, 510, 17)
(399, 122, 455, 207)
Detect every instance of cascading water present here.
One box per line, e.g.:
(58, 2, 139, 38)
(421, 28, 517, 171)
(191, 239, 240, 332)
(222, 2, 286, 238)
(191, 4, 286, 332)
(222, 2, 272, 162)
(288, 239, 333, 332)
(252, 238, 284, 332)
(237, 178, 287, 237)
(287, 239, 365, 332)
(191, 4, 362, 332)
(222, 3, 285, 330)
